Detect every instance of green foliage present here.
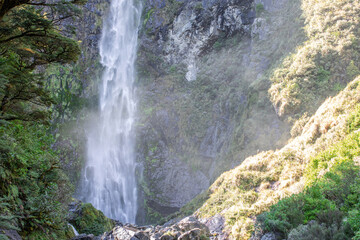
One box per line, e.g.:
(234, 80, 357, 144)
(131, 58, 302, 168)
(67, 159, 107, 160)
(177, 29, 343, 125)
(0, 1, 85, 238)
(258, 127, 360, 239)
(0, 121, 72, 238)
(0, 3, 81, 122)
(259, 164, 356, 238)
(287, 220, 349, 240)
(0, 199, 19, 232)
(305, 132, 360, 185)
(316, 67, 330, 87)
(256, 4, 265, 15)
(143, 8, 154, 27)
(347, 105, 360, 133)
(70, 203, 115, 236)
(348, 209, 360, 235)
(45, 64, 88, 124)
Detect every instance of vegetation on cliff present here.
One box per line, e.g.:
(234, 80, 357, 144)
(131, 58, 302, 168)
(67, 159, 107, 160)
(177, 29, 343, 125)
(0, 1, 86, 239)
(176, 0, 360, 239)
(270, 0, 360, 118)
(191, 75, 360, 239)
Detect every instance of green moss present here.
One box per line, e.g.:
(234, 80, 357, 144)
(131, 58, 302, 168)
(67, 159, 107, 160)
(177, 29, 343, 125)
(143, 8, 154, 27)
(178, 190, 210, 217)
(70, 203, 115, 236)
(143, 200, 165, 225)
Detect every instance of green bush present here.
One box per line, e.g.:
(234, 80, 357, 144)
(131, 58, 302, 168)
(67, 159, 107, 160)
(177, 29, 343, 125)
(259, 187, 336, 238)
(306, 132, 360, 186)
(288, 220, 349, 240)
(259, 194, 305, 236)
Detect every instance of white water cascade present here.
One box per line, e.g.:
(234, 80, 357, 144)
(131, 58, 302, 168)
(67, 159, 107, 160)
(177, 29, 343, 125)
(78, 0, 142, 223)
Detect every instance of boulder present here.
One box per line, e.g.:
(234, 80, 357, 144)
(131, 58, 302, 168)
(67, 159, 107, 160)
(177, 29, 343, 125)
(72, 233, 95, 240)
(178, 228, 202, 240)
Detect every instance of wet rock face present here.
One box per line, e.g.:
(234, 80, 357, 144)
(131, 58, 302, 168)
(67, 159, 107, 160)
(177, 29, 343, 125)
(137, 0, 299, 224)
(69, 0, 294, 226)
(137, 0, 260, 222)
(142, 0, 255, 81)
(163, 0, 254, 81)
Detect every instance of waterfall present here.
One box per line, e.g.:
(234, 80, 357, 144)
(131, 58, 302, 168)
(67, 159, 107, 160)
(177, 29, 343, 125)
(68, 223, 79, 236)
(78, 0, 142, 223)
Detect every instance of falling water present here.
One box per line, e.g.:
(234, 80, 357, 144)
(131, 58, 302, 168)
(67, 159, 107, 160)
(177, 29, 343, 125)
(78, 0, 142, 223)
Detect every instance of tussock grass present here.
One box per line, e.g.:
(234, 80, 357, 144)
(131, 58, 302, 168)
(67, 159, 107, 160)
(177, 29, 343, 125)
(269, 0, 360, 117)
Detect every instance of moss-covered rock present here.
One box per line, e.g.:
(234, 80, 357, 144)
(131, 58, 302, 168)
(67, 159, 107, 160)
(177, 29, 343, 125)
(69, 202, 115, 236)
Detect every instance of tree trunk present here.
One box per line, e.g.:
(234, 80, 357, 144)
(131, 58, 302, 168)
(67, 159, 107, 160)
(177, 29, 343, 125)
(0, 0, 30, 20)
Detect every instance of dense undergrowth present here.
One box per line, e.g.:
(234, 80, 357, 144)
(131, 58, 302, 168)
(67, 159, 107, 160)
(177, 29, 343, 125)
(0, 122, 74, 239)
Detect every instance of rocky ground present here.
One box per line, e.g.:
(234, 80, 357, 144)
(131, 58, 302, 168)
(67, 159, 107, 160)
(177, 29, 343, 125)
(70, 216, 215, 240)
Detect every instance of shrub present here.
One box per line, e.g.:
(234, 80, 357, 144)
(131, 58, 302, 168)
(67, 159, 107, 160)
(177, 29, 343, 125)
(347, 105, 360, 133)
(259, 194, 305, 237)
(256, 4, 265, 15)
(288, 221, 349, 240)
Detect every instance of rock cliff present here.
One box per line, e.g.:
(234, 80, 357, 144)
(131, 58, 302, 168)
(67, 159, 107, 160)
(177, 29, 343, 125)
(135, 0, 303, 222)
